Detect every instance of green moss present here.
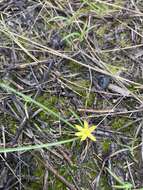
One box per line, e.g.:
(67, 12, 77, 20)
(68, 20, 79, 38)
(85, 1, 113, 16)
(37, 94, 58, 110)
(84, 93, 96, 107)
(57, 173, 71, 188)
(119, 33, 131, 48)
(72, 80, 90, 95)
(106, 64, 126, 75)
(111, 117, 134, 134)
(47, 165, 73, 190)
(112, 118, 127, 130)
(100, 176, 112, 190)
(102, 139, 111, 153)
(25, 157, 44, 190)
(67, 60, 84, 73)
(127, 84, 139, 92)
(0, 114, 17, 134)
(10, 123, 17, 134)
(36, 94, 59, 121)
(61, 77, 91, 97)
(96, 25, 108, 36)
(35, 93, 75, 126)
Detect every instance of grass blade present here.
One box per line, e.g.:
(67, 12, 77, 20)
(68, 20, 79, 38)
(0, 82, 74, 129)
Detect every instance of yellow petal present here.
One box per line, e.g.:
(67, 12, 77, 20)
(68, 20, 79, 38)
(75, 125, 83, 131)
(84, 120, 89, 129)
(89, 125, 97, 133)
(88, 134, 96, 141)
(75, 132, 83, 137)
(81, 134, 87, 141)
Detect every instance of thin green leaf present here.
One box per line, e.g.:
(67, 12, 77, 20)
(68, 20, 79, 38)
(0, 138, 78, 153)
(0, 82, 74, 129)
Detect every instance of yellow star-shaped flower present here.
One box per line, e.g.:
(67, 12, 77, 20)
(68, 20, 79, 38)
(75, 120, 97, 141)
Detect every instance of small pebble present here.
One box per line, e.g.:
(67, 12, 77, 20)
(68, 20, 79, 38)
(97, 75, 110, 89)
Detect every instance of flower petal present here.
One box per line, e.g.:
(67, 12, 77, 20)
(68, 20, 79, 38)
(75, 132, 83, 137)
(75, 125, 83, 131)
(88, 134, 96, 141)
(81, 134, 87, 141)
(89, 125, 97, 132)
(74, 121, 97, 142)
(84, 120, 89, 129)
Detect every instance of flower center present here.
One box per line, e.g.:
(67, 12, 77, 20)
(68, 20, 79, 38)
(84, 128, 90, 136)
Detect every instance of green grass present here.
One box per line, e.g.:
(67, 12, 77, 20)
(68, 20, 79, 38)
(0, 82, 78, 153)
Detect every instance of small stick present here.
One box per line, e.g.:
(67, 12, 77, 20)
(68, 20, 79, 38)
(78, 108, 114, 113)
(44, 161, 76, 190)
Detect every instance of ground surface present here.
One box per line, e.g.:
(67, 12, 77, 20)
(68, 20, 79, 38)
(0, 0, 143, 189)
